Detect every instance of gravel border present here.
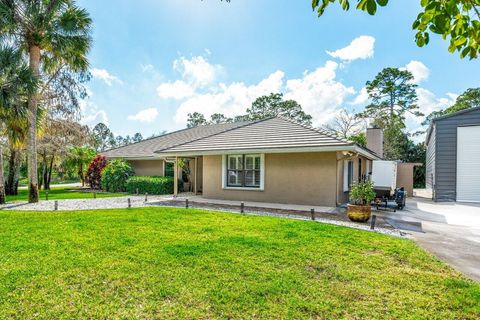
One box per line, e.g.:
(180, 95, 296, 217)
(0, 196, 404, 238)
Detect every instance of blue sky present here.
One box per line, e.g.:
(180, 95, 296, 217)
(77, 0, 480, 138)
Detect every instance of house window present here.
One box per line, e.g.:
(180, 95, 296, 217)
(343, 160, 354, 192)
(226, 154, 262, 188)
(358, 158, 362, 182)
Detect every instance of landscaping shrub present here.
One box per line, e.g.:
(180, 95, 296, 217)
(125, 176, 174, 195)
(86, 155, 107, 189)
(101, 160, 134, 192)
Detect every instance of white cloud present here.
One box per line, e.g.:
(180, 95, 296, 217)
(404, 60, 430, 84)
(350, 87, 369, 105)
(173, 55, 222, 87)
(174, 71, 284, 124)
(284, 61, 355, 125)
(157, 80, 195, 100)
(326, 36, 375, 62)
(91, 68, 123, 86)
(140, 64, 155, 72)
(414, 88, 457, 122)
(79, 98, 109, 127)
(174, 61, 354, 127)
(406, 88, 457, 142)
(80, 109, 109, 127)
(127, 107, 159, 123)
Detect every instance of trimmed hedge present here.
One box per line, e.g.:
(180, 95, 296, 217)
(125, 176, 174, 195)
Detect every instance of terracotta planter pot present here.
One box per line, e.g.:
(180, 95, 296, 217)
(347, 204, 371, 222)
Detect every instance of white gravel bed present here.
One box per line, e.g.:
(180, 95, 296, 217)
(0, 196, 404, 238)
(0, 195, 157, 211)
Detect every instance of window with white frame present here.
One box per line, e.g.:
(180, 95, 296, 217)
(226, 154, 262, 188)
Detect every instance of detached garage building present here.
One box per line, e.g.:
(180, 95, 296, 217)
(426, 107, 480, 202)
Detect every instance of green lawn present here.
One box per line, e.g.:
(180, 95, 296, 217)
(0, 208, 478, 319)
(6, 186, 123, 202)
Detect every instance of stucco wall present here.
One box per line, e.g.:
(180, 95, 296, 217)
(128, 160, 165, 176)
(336, 154, 370, 205)
(202, 152, 338, 207)
(396, 163, 415, 197)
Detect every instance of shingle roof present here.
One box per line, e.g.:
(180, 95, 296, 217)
(154, 117, 354, 155)
(101, 121, 252, 158)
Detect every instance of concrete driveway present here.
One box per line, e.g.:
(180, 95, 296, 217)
(380, 196, 480, 281)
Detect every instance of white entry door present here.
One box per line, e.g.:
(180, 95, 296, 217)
(457, 126, 480, 202)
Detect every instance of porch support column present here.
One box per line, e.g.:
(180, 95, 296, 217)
(174, 156, 178, 197)
(194, 157, 198, 195)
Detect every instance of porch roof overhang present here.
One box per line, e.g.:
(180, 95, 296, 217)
(155, 145, 381, 160)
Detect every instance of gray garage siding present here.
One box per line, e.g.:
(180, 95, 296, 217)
(426, 124, 435, 192)
(433, 108, 480, 201)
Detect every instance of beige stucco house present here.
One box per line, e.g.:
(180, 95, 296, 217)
(102, 117, 381, 207)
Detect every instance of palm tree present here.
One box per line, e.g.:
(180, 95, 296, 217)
(0, 0, 92, 202)
(0, 45, 37, 204)
(65, 146, 96, 186)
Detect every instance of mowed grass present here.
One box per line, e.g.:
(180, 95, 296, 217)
(0, 208, 478, 319)
(5, 186, 123, 202)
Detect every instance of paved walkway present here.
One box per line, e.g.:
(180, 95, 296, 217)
(380, 197, 480, 281)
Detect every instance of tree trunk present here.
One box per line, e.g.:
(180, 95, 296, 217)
(27, 45, 40, 203)
(79, 162, 85, 186)
(45, 155, 54, 190)
(39, 153, 47, 190)
(0, 145, 6, 204)
(6, 148, 21, 196)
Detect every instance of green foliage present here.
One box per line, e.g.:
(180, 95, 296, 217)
(1, 207, 479, 318)
(164, 162, 174, 177)
(349, 180, 376, 205)
(358, 68, 419, 161)
(423, 88, 480, 125)
(93, 123, 114, 152)
(64, 146, 96, 185)
(246, 93, 313, 126)
(186, 94, 312, 127)
(101, 160, 134, 192)
(349, 132, 367, 147)
(125, 176, 174, 195)
(360, 68, 421, 121)
(413, 0, 480, 59)
(405, 141, 426, 188)
(311, 0, 480, 59)
(187, 112, 207, 128)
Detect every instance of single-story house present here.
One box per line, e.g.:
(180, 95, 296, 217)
(102, 116, 382, 207)
(426, 106, 480, 202)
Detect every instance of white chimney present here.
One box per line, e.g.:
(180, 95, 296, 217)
(366, 128, 383, 158)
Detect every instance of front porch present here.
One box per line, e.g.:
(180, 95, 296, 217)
(167, 156, 203, 196)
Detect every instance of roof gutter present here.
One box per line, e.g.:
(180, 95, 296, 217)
(155, 145, 381, 160)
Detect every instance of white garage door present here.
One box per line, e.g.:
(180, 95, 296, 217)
(457, 126, 480, 202)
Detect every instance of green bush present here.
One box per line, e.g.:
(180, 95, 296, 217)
(349, 180, 376, 205)
(125, 176, 174, 195)
(101, 160, 134, 192)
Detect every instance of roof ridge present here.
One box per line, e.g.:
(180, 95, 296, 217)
(275, 115, 352, 145)
(432, 105, 480, 122)
(154, 117, 271, 153)
(102, 121, 247, 155)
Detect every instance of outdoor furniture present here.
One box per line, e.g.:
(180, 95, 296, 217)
(374, 187, 406, 212)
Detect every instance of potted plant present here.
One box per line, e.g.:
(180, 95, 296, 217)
(347, 180, 376, 222)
